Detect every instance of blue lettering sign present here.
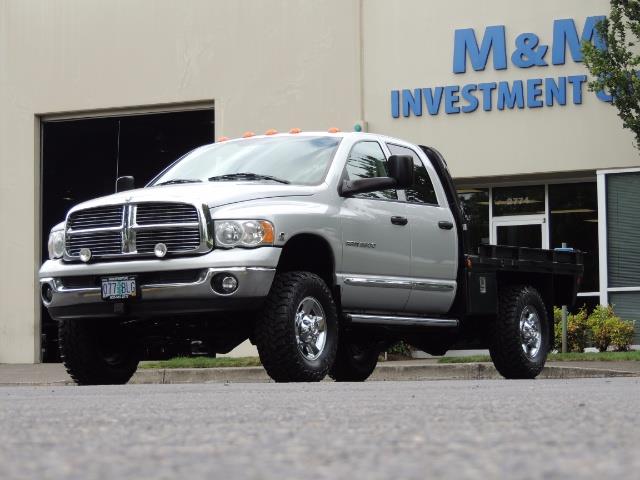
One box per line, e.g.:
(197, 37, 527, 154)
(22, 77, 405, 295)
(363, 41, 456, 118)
(552, 16, 606, 65)
(453, 25, 507, 73)
(497, 81, 524, 110)
(545, 77, 567, 106)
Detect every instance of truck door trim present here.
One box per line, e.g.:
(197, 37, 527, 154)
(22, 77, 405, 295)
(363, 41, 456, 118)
(341, 275, 456, 292)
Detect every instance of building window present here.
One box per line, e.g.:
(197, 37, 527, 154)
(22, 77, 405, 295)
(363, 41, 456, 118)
(493, 185, 545, 216)
(549, 182, 598, 293)
(457, 188, 489, 254)
(606, 172, 640, 343)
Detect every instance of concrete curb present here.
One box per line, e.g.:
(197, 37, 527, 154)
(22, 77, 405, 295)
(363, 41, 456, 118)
(128, 362, 639, 384)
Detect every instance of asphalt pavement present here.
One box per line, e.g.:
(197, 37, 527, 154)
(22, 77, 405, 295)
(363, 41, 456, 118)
(1, 378, 639, 480)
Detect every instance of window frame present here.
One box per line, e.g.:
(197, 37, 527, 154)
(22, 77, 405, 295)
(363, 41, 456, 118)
(385, 142, 441, 207)
(340, 140, 404, 202)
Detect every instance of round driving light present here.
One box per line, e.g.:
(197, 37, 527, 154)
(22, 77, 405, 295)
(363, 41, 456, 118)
(41, 283, 53, 304)
(211, 273, 239, 294)
(154, 243, 168, 258)
(221, 275, 238, 293)
(79, 248, 92, 263)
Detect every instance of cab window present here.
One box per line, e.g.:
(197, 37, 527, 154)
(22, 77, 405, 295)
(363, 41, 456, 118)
(345, 141, 397, 200)
(387, 143, 438, 205)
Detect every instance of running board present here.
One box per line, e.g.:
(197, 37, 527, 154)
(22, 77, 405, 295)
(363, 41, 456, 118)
(347, 314, 459, 328)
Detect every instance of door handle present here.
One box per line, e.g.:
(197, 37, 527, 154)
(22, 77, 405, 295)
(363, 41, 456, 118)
(438, 221, 454, 230)
(391, 216, 408, 226)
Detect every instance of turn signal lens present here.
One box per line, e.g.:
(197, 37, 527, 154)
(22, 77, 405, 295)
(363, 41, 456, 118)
(289, 127, 302, 134)
(242, 131, 255, 138)
(217, 136, 229, 142)
(265, 129, 278, 135)
(328, 127, 340, 133)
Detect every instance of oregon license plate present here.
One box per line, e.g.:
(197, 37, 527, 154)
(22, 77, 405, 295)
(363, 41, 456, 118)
(101, 276, 137, 300)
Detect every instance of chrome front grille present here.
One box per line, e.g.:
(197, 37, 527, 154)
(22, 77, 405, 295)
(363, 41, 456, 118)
(64, 202, 209, 261)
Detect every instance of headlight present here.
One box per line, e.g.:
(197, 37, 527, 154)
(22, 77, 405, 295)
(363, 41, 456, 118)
(48, 230, 65, 259)
(214, 220, 275, 248)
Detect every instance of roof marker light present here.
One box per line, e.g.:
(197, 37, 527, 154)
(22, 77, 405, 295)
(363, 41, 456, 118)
(242, 131, 255, 138)
(328, 127, 340, 133)
(217, 136, 229, 142)
(289, 128, 302, 134)
(265, 129, 278, 135)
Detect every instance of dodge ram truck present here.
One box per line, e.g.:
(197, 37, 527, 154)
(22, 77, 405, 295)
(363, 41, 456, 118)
(40, 131, 583, 384)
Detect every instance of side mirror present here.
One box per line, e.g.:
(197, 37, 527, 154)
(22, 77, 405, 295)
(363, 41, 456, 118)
(115, 176, 135, 193)
(339, 177, 396, 197)
(388, 155, 414, 189)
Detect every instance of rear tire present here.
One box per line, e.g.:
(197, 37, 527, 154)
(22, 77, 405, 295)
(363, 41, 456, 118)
(489, 285, 549, 379)
(59, 319, 140, 385)
(255, 271, 339, 382)
(329, 337, 379, 382)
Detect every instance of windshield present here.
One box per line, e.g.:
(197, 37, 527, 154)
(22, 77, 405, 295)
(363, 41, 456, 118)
(150, 136, 342, 186)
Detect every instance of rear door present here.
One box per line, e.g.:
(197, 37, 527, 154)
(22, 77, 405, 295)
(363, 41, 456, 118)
(338, 141, 412, 312)
(386, 143, 458, 314)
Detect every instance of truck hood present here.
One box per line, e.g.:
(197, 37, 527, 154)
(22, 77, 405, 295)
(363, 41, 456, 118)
(67, 182, 319, 214)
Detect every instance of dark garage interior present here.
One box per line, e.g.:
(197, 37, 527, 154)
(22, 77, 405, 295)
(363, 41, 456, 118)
(40, 108, 214, 361)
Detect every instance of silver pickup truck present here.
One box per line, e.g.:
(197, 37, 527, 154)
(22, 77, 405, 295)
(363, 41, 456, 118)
(40, 131, 583, 384)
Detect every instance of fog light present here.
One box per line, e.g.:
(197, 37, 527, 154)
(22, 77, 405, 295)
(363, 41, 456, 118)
(212, 273, 239, 294)
(222, 276, 238, 292)
(154, 243, 168, 258)
(79, 248, 92, 263)
(41, 283, 53, 304)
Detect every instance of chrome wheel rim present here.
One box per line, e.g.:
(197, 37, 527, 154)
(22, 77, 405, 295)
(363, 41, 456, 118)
(294, 296, 327, 361)
(520, 306, 542, 359)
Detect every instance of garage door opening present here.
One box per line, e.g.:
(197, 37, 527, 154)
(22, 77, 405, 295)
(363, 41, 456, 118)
(40, 108, 214, 361)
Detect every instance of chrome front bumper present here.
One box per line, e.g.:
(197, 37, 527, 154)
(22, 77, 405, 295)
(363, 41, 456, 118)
(39, 247, 280, 319)
(40, 267, 276, 309)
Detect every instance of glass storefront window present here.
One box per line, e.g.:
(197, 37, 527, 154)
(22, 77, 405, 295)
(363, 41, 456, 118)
(457, 188, 489, 254)
(549, 182, 598, 292)
(493, 185, 545, 216)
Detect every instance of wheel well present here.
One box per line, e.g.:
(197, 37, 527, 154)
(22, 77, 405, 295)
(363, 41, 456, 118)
(276, 234, 335, 288)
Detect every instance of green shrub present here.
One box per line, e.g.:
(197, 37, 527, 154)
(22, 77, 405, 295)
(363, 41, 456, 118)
(587, 305, 636, 352)
(386, 341, 411, 357)
(553, 306, 590, 352)
(554, 304, 636, 353)
(610, 317, 635, 352)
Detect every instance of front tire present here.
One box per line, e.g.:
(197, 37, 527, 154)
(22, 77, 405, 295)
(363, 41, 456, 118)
(59, 319, 140, 385)
(488, 285, 549, 379)
(255, 271, 339, 382)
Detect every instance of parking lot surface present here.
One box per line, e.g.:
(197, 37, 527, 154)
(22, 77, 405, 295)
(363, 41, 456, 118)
(1, 378, 638, 480)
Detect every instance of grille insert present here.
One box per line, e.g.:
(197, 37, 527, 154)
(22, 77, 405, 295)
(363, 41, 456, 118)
(136, 227, 201, 254)
(66, 231, 122, 256)
(136, 203, 199, 225)
(67, 206, 123, 230)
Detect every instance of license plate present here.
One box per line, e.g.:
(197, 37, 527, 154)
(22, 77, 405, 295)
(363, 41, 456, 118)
(101, 276, 137, 300)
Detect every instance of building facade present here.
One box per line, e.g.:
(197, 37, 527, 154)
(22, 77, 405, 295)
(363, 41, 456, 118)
(1, 0, 638, 362)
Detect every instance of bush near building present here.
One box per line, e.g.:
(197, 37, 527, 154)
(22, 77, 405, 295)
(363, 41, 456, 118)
(554, 305, 635, 352)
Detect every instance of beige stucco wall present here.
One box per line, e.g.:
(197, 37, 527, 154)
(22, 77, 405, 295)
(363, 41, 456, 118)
(1, 0, 637, 362)
(0, 0, 362, 362)
(363, 0, 638, 178)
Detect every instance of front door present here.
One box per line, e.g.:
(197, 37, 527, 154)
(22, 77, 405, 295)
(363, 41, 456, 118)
(492, 216, 548, 249)
(338, 141, 412, 312)
(386, 143, 458, 314)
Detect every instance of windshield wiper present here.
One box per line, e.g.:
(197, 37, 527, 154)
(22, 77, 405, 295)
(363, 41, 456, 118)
(208, 173, 290, 184)
(155, 179, 203, 186)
